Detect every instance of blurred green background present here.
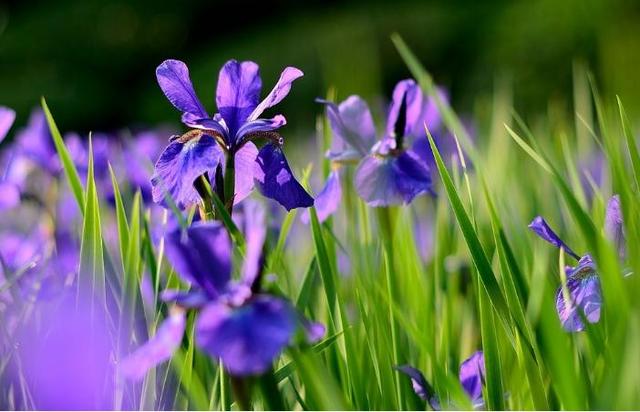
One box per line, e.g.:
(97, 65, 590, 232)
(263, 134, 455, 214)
(1, 0, 639, 137)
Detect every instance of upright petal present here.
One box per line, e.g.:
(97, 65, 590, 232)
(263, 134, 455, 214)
(235, 115, 287, 146)
(164, 221, 232, 298)
(355, 150, 433, 207)
(151, 132, 224, 209)
(216, 60, 262, 135)
(528, 216, 580, 260)
(248, 67, 304, 121)
(319, 96, 376, 158)
(120, 311, 186, 381)
(15, 110, 59, 174)
(386, 79, 424, 142)
(301, 170, 342, 224)
(156, 60, 208, 119)
(604, 194, 624, 257)
(459, 351, 485, 402)
(556, 256, 602, 332)
(395, 365, 441, 410)
(196, 296, 296, 376)
(254, 143, 313, 211)
(0, 106, 16, 142)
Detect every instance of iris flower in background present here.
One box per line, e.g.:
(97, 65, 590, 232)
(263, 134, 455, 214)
(306, 81, 444, 222)
(396, 351, 486, 410)
(121, 202, 324, 378)
(151, 59, 313, 211)
(0, 106, 19, 210)
(528, 195, 624, 332)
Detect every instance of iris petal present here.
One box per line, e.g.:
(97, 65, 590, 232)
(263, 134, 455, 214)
(0, 106, 16, 142)
(120, 312, 186, 381)
(164, 221, 231, 298)
(355, 149, 433, 207)
(528, 216, 581, 260)
(151, 133, 224, 209)
(232, 141, 259, 205)
(248, 67, 304, 122)
(319, 96, 376, 158)
(301, 170, 342, 224)
(395, 365, 440, 410)
(254, 143, 313, 211)
(195, 296, 296, 376)
(556, 257, 602, 332)
(156, 60, 208, 120)
(604, 194, 624, 257)
(0, 182, 20, 210)
(459, 351, 485, 402)
(216, 60, 262, 136)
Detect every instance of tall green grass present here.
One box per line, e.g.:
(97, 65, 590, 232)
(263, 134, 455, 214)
(24, 35, 640, 410)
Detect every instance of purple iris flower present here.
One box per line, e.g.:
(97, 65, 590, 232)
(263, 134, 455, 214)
(151, 59, 312, 211)
(604, 194, 624, 259)
(396, 351, 486, 410)
(121, 203, 324, 378)
(309, 81, 442, 222)
(13, 109, 60, 175)
(529, 215, 605, 332)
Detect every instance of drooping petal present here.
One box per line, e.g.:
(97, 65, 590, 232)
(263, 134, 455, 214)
(459, 351, 485, 403)
(195, 295, 297, 376)
(239, 200, 267, 287)
(395, 365, 440, 410)
(164, 221, 231, 298)
(0, 181, 20, 210)
(556, 256, 602, 332)
(151, 132, 224, 209)
(231, 141, 259, 204)
(604, 194, 624, 257)
(120, 311, 186, 381)
(254, 143, 313, 211)
(301, 170, 342, 224)
(0, 106, 16, 142)
(156, 60, 208, 120)
(216, 60, 262, 136)
(319, 96, 376, 158)
(355, 149, 433, 207)
(248, 67, 303, 122)
(528, 216, 581, 260)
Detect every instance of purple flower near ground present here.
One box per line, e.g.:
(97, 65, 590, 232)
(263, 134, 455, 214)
(396, 351, 486, 410)
(121, 203, 324, 378)
(151, 59, 312, 211)
(528, 209, 615, 332)
(13, 109, 60, 175)
(309, 81, 443, 221)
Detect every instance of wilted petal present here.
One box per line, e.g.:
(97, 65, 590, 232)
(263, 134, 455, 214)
(151, 133, 224, 209)
(528, 216, 580, 260)
(355, 150, 433, 207)
(0, 106, 16, 142)
(216, 60, 262, 135)
(459, 351, 485, 402)
(556, 256, 602, 332)
(254, 143, 313, 211)
(395, 365, 440, 410)
(156, 60, 208, 120)
(301, 170, 342, 224)
(248, 67, 303, 122)
(120, 311, 186, 381)
(232, 141, 259, 204)
(319, 96, 376, 158)
(0, 181, 20, 210)
(164, 221, 231, 298)
(196, 295, 296, 376)
(604, 194, 624, 257)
